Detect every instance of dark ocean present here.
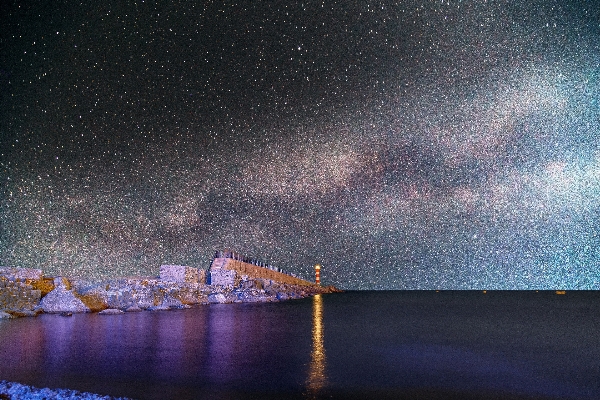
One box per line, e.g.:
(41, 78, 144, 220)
(1, 291, 600, 400)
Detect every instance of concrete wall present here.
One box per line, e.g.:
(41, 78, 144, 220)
(160, 265, 206, 284)
(209, 268, 238, 286)
(211, 258, 314, 286)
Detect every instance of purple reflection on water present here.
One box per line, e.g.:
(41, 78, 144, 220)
(206, 304, 239, 386)
(0, 302, 314, 399)
(2, 292, 600, 399)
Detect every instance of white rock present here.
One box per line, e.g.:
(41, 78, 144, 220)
(40, 287, 90, 313)
(208, 293, 227, 303)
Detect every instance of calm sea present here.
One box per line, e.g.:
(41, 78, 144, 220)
(1, 291, 600, 400)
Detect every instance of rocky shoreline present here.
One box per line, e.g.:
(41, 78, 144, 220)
(0, 267, 340, 399)
(0, 267, 340, 318)
(0, 380, 133, 400)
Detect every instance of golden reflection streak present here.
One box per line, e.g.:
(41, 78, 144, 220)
(306, 294, 327, 398)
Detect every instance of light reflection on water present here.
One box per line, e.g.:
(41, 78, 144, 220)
(0, 303, 312, 399)
(305, 294, 326, 398)
(3, 292, 600, 399)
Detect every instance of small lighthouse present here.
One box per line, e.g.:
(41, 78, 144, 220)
(315, 264, 321, 285)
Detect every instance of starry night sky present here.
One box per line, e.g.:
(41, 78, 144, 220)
(1, 1, 599, 289)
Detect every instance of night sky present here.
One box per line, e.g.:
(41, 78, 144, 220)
(1, 1, 599, 289)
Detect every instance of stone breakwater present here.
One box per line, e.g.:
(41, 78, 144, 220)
(0, 267, 340, 318)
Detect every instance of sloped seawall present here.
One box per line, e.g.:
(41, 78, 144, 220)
(211, 257, 314, 286)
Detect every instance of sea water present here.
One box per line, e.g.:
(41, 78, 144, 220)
(1, 291, 600, 399)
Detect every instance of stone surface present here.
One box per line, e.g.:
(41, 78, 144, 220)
(30, 277, 56, 296)
(210, 257, 314, 286)
(160, 265, 206, 284)
(0, 267, 43, 281)
(147, 304, 171, 311)
(0, 311, 13, 319)
(209, 269, 237, 286)
(98, 308, 125, 315)
(237, 290, 269, 302)
(0, 276, 42, 313)
(8, 310, 40, 318)
(169, 285, 210, 305)
(276, 292, 289, 301)
(207, 293, 228, 304)
(40, 287, 90, 313)
(76, 290, 110, 312)
(107, 290, 136, 309)
(160, 295, 185, 309)
(53, 276, 71, 289)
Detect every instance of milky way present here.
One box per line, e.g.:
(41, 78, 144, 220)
(1, 1, 599, 289)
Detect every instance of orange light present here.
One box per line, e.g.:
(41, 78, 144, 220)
(556, 290, 566, 295)
(315, 264, 321, 285)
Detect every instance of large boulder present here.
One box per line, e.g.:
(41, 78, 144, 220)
(75, 279, 154, 310)
(0, 276, 42, 313)
(133, 291, 155, 309)
(166, 284, 210, 305)
(106, 290, 136, 309)
(160, 295, 185, 309)
(40, 279, 90, 313)
(207, 293, 228, 304)
(0, 311, 13, 319)
(146, 294, 189, 311)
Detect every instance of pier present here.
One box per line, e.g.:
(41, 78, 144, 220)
(210, 250, 315, 286)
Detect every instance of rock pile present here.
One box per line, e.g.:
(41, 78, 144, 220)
(0, 267, 340, 318)
(40, 277, 90, 314)
(0, 276, 41, 316)
(73, 278, 211, 311)
(0, 268, 48, 317)
(206, 276, 340, 304)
